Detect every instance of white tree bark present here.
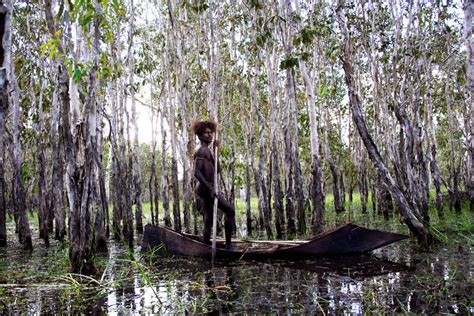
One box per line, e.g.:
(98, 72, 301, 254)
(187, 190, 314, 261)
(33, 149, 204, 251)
(464, 0, 474, 209)
(6, 0, 32, 249)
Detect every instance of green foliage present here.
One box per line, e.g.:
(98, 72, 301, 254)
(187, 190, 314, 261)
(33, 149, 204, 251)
(293, 26, 317, 46)
(255, 31, 271, 47)
(40, 30, 63, 61)
(247, 0, 264, 10)
(279, 56, 298, 70)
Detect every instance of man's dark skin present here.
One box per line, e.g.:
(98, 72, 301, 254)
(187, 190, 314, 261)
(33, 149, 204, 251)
(193, 121, 235, 249)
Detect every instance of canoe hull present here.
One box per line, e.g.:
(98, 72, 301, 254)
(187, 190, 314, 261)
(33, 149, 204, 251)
(142, 223, 408, 260)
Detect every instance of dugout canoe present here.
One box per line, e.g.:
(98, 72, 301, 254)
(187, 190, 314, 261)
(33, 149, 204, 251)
(141, 223, 408, 260)
(142, 223, 408, 260)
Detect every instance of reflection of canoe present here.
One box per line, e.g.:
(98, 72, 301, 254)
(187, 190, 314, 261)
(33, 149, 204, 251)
(284, 254, 412, 278)
(142, 223, 408, 260)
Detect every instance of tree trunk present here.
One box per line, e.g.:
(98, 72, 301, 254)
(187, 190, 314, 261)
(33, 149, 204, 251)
(256, 105, 272, 238)
(45, 0, 99, 271)
(51, 88, 66, 241)
(358, 139, 368, 214)
(0, 67, 6, 247)
(128, 0, 143, 233)
(110, 82, 122, 239)
(265, 47, 284, 239)
(249, 74, 271, 237)
(239, 82, 252, 236)
(149, 106, 157, 225)
(299, 47, 325, 234)
(0, 2, 8, 246)
(95, 128, 108, 252)
(465, 0, 474, 210)
(6, 0, 32, 249)
(445, 43, 462, 212)
(337, 3, 434, 245)
(36, 79, 49, 246)
(423, 58, 443, 216)
(92, 8, 107, 252)
(323, 107, 344, 214)
(169, 96, 181, 232)
(122, 86, 134, 247)
(161, 109, 171, 227)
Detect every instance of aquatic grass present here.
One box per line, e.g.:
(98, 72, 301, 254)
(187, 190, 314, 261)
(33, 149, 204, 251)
(121, 257, 162, 304)
(457, 233, 473, 244)
(426, 223, 450, 243)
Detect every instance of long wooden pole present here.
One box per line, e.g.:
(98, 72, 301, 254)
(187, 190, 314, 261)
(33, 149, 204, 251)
(211, 124, 219, 260)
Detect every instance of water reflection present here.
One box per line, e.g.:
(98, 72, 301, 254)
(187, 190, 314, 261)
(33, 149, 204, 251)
(0, 234, 472, 314)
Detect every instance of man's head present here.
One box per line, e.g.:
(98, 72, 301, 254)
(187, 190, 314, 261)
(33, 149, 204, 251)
(192, 120, 217, 144)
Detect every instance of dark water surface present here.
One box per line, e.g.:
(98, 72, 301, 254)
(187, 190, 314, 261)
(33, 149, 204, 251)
(0, 224, 472, 315)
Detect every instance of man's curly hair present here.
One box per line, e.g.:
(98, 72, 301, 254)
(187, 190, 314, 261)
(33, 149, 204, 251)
(192, 120, 217, 136)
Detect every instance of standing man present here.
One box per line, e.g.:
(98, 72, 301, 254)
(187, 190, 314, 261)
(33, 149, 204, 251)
(193, 120, 235, 249)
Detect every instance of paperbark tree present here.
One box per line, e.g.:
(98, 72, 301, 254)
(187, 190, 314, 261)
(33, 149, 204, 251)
(465, 0, 474, 210)
(160, 107, 171, 227)
(337, 1, 434, 245)
(45, 0, 95, 272)
(299, 52, 325, 233)
(50, 87, 66, 241)
(0, 1, 8, 247)
(128, 0, 143, 233)
(6, 0, 32, 249)
(265, 46, 285, 239)
(35, 77, 49, 246)
(280, 1, 306, 234)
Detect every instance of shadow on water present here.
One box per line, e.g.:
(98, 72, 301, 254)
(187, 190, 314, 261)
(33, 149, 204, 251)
(0, 221, 472, 314)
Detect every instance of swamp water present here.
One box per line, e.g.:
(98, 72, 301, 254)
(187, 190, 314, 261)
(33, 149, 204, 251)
(0, 225, 472, 315)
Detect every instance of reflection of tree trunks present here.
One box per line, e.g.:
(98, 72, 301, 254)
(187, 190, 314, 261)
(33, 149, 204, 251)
(338, 4, 434, 245)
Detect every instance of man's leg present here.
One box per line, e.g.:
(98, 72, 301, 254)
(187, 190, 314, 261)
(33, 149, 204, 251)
(217, 194, 236, 247)
(202, 198, 213, 245)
